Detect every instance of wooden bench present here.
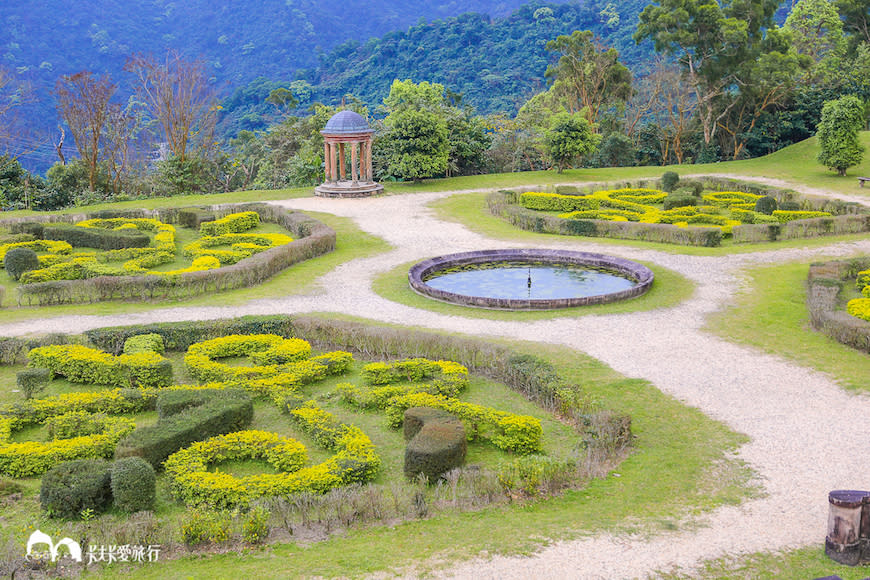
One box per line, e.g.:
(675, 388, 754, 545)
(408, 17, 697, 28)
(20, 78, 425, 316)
(859, 177, 870, 187)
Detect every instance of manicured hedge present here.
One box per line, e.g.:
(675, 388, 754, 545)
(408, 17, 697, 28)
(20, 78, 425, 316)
(199, 211, 260, 236)
(5, 203, 335, 306)
(122, 333, 165, 355)
(491, 178, 870, 247)
(489, 191, 722, 247)
(403, 407, 467, 480)
(114, 388, 254, 469)
(0, 413, 135, 477)
(28, 344, 173, 388)
(110, 456, 157, 512)
(807, 258, 870, 353)
(40, 458, 113, 519)
(86, 315, 297, 355)
(42, 224, 151, 250)
(177, 208, 216, 228)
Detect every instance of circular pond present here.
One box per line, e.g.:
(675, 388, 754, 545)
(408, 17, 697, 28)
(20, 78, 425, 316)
(408, 249, 654, 310)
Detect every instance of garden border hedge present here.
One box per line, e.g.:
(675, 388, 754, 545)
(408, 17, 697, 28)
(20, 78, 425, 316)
(488, 176, 870, 247)
(0, 203, 335, 306)
(807, 257, 870, 353)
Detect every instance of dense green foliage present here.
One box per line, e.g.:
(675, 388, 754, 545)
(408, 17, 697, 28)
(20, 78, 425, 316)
(114, 389, 254, 468)
(817, 95, 867, 175)
(403, 407, 467, 480)
(3, 247, 40, 281)
(110, 456, 156, 512)
(39, 458, 113, 519)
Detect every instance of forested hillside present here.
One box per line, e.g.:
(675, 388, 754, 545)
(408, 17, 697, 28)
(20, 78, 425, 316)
(308, 1, 652, 115)
(1, 0, 530, 169)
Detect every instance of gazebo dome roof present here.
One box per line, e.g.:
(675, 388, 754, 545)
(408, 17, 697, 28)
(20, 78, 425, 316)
(322, 110, 372, 135)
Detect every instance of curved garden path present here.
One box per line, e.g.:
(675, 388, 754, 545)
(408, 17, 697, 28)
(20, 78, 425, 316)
(2, 178, 870, 578)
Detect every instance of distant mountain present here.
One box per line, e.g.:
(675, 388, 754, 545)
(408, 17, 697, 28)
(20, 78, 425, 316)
(217, 0, 658, 136)
(307, 0, 654, 116)
(2, 0, 531, 171)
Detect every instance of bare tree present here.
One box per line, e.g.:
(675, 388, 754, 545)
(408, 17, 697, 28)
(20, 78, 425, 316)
(55, 71, 117, 191)
(125, 50, 219, 163)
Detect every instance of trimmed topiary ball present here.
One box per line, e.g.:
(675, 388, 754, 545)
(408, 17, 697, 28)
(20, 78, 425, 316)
(40, 458, 113, 519)
(754, 196, 777, 215)
(111, 457, 156, 512)
(661, 171, 680, 193)
(4, 247, 40, 281)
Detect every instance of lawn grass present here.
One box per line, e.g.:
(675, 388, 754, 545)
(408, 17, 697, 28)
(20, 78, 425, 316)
(60, 331, 755, 579)
(656, 545, 870, 579)
(429, 191, 870, 257)
(0, 211, 390, 319)
(705, 260, 870, 393)
(372, 259, 693, 321)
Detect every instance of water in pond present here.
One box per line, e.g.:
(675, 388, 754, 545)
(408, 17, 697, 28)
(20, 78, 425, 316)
(424, 261, 636, 300)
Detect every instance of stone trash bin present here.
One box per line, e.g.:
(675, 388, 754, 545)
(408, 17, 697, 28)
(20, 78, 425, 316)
(826, 490, 870, 566)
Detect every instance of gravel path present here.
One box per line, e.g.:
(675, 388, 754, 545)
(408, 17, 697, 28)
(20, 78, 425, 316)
(1, 178, 869, 578)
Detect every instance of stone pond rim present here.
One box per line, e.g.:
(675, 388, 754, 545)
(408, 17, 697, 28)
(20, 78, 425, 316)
(408, 249, 655, 311)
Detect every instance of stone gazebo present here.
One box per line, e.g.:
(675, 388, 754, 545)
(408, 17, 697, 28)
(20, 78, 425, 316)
(315, 110, 383, 198)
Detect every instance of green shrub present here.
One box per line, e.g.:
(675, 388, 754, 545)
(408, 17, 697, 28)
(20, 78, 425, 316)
(780, 200, 800, 211)
(403, 407, 467, 481)
(39, 458, 113, 519)
(16, 368, 50, 400)
(242, 505, 270, 544)
(754, 196, 777, 215)
(661, 171, 680, 192)
(678, 180, 704, 196)
(42, 224, 150, 250)
(111, 457, 156, 512)
(554, 185, 579, 195)
(114, 389, 254, 469)
(177, 208, 217, 228)
(200, 211, 260, 236)
(27, 344, 173, 388)
(662, 195, 698, 211)
(45, 411, 114, 439)
(181, 509, 233, 546)
(122, 334, 165, 355)
(4, 247, 40, 281)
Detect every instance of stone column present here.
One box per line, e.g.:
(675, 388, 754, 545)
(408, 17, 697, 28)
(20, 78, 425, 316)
(351, 142, 359, 185)
(366, 139, 373, 182)
(329, 142, 337, 183)
(339, 143, 347, 180)
(323, 142, 330, 182)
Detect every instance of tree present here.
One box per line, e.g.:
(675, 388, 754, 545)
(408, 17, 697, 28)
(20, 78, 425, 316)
(381, 108, 449, 180)
(635, 0, 780, 146)
(817, 95, 866, 175)
(785, 0, 845, 65)
(380, 80, 451, 180)
(544, 111, 600, 172)
(54, 71, 117, 192)
(125, 51, 219, 163)
(545, 30, 632, 127)
(716, 30, 803, 160)
(837, 0, 870, 48)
